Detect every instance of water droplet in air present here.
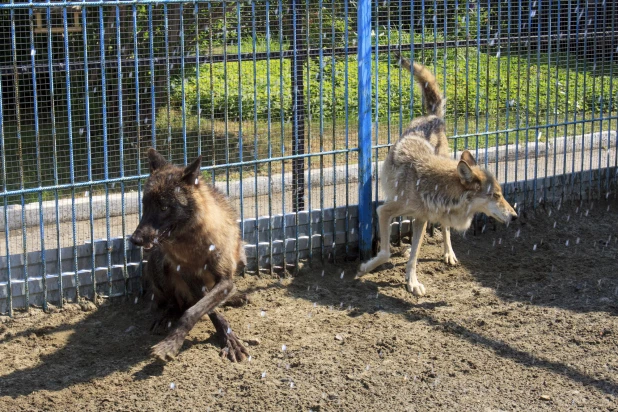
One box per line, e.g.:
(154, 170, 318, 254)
(176, 265, 180, 271)
(134, 297, 138, 304)
(170, 382, 176, 390)
(282, 344, 287, 351)
(565, 240, 569, 247)
(260, 310, 266, 317)
(261, 372, 267, 378)
(79, 128, 84, 136)
(209, 244, 216, 251)
(340, 271, 344, 279)
(533, 244, 537, 251)
(576, 237, 580, 244)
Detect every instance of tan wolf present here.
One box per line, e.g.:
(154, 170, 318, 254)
(357, 52, 517, 296)
(130, 148, 249, 362)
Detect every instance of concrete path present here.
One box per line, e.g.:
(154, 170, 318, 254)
(1, 134, 616, 256)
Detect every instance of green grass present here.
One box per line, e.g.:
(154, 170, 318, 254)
(174, 46, 618, 122)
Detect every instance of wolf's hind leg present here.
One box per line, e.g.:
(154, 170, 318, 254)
(208, 310, 249, 362)
(442, 226, 458, 265)
(405, 219, 428, 296)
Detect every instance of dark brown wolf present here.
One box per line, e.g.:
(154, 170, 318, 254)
(130, 148, 249, 362)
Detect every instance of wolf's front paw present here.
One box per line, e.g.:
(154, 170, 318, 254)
(406, 282, 426, 296)
(151, 332, 184, 362)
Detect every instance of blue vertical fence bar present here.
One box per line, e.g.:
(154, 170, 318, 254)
(318, 0, 325, 264)
(82, 5, 96, 302)
(235, 2, 245, 269)
(62, 4, 79, 300)
(0, 42, 11, 316)
(148, 3, 156, 148)
(98, 5, 112, 296)
(357, 0, 373, 261)
(265, 0, 274, 272)
(115, 4, 128, 293)
(132, 3, 143, 294)
(28, 1, 47, 311)
(329, 0, 337, 262)
(46, 3, 62, 308)
(10, 1, 29, 311)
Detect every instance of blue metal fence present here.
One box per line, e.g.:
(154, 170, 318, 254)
(0, 0, 617, 315)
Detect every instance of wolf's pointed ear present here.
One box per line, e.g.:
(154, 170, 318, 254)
(457, 160, 475, 184)
(182, 155, 203, 185)
(147, 148, 167, 174)
(460, 150, 477, 167)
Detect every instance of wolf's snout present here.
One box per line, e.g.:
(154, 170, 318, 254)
(130, 231, 144, 246)
(510, 213, 518, 221)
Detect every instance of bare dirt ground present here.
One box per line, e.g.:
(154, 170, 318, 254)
(1, 197, 617, 411)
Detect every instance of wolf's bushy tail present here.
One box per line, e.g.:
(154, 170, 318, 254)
(394, 50, 445, 118)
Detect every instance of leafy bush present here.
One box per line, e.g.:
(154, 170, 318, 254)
(173, 45, 618, 122)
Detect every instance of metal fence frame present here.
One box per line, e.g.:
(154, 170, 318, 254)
(1, 0, 617, 315)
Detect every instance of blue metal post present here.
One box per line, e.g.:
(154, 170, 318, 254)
(357, 0, 373, 261)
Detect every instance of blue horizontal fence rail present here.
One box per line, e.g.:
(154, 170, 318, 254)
(1, 0, 617, 315)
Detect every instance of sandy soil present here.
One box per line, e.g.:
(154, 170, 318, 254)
(1, 197, 617, 411)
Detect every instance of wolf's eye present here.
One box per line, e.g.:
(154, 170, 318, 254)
(161, 205, 168, 211)
(493, 193, 501, 200)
